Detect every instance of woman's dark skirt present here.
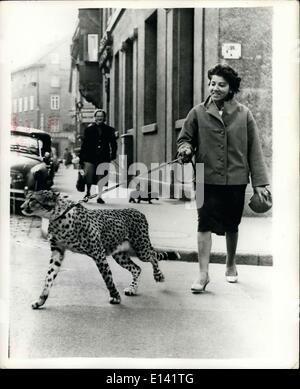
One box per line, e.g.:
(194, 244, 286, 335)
(197, 184, 247, 236)
(84, 162, 109, 186)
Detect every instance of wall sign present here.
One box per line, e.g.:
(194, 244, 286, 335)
(222, 43, 242, 59)
(87, 34, 99, 62)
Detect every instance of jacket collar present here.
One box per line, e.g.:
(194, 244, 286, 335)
(204, 96, 239, 125)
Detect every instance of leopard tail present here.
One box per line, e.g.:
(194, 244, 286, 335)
(155, 250, 181, 261)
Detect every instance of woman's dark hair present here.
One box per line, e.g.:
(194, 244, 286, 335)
(94, 109, 106, 120)
(208, 64, 241, 99)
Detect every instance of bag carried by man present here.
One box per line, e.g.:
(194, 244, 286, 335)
(76, 171, 86, 192)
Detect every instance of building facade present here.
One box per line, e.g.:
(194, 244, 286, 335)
(70, 7, 272, 198)
(69, 9, 102, 152)
(11, 39, 74, 157)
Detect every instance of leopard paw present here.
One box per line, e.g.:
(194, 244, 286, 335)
(124, 286, 137, 296)
(109, 296, 121, 304)
(31, 296, 47, 309)
(154, 272, 165, 282)
(31, 301, 43, 309)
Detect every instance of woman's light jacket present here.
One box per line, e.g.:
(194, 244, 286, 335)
(177, 96, 269, 187)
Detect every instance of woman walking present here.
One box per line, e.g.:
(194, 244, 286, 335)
(79, 109, 117, 204)
(177, 63, 270, 292)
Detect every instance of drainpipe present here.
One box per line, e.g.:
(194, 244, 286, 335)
(36, 66, 40, 129)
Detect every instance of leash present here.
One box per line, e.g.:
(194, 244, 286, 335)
(175, 159, 196, 185)
(81, 157, 181, 202)
(52, 158, 181, 222)
(52, 202, 82, 222)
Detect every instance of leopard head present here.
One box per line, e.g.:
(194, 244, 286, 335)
(21, 190, 60, 218)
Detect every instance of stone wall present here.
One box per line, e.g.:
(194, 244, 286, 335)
(218, 7, 273, 177)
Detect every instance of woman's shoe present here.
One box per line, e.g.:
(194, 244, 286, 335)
(191, 276, 210, 293)
(225, 269, 238, 283)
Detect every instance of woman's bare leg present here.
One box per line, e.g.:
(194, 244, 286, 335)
(196, 231, 212, 281)
(225, 232, 239, 283)
(225, 231, 238, 274)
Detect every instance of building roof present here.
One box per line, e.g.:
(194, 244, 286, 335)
(11, 63, 45, 75)
(11, 37, 72, 74)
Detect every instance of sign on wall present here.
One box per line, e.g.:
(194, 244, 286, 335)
(81, 109, 95, 123)
(222, 43, 242, 59)
(88, 34, 98, 62)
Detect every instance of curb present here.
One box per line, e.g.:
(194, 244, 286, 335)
(158, 249, 273, 266)
(41, 219, 272, 266)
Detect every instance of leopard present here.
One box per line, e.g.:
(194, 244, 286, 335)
(21, 190, 172, 308)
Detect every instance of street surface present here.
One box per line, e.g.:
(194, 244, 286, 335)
(8, 167, 274, 365)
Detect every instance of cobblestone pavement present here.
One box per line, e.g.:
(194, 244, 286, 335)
(10, 213, 46, 249)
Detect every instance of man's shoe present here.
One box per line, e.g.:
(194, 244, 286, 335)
(97, 197, 105, 204)
(83, 194, 90, 202)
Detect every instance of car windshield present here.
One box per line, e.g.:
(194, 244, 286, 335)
(10, 135, 40, 156)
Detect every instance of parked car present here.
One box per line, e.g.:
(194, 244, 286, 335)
(10, 127, 54, 205)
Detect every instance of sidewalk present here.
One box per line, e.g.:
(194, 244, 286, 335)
(44, 166, 272, 266)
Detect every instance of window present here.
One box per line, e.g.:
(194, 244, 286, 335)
(50, 76, 60, 87)
(13, 99, 17, 113)
(30, 96, 34, 110)
(18, 98, 23, 112)
(174, 9, 194, 120)
(23, 96, 28, 112)
(125, 40, 134, 131)
(50, 95, 60, 110)
(144, 11, 157, 125)
(49, 117, 60, 132)
(50, 53, 60, 64)
(87, 34, 98, 62)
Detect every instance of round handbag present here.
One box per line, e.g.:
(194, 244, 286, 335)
(248, 188, 272, 213)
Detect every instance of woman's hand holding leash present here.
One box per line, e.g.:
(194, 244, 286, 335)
(178, 146, 193, 164)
